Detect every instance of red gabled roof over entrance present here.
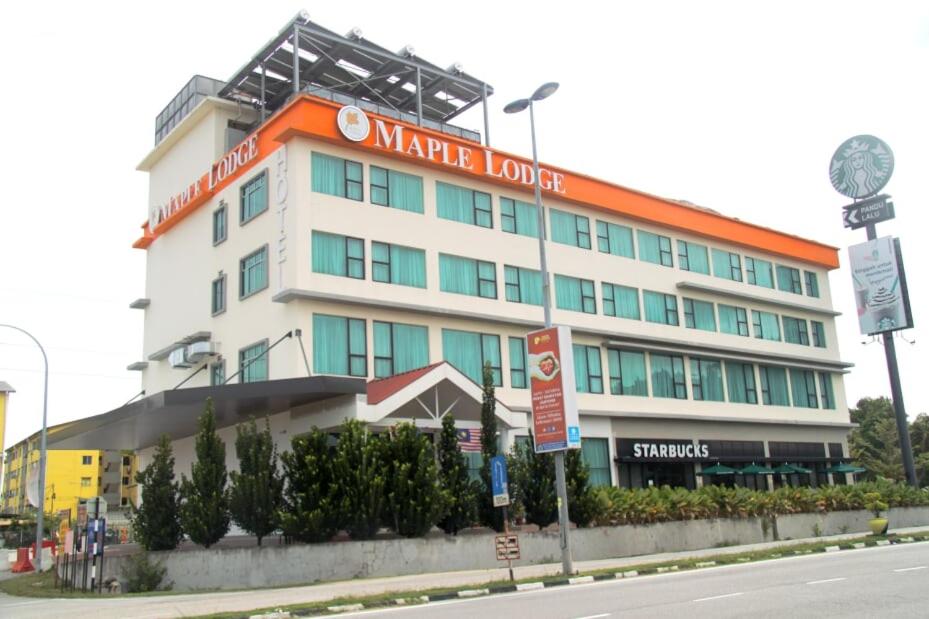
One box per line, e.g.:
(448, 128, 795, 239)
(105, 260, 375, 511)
(366, 362, 446, 405)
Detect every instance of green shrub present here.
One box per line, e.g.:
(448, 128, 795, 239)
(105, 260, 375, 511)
(121, 552, 170, 593)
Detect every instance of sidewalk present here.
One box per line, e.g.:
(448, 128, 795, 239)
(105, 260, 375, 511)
(1, 526, 927, 619)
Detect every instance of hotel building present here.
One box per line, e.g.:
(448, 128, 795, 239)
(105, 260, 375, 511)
(50, 14, 853, 491)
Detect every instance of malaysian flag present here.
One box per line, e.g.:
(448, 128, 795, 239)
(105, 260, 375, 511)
(456, 428, 482, 452)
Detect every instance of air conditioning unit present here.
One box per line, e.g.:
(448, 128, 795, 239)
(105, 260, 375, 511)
(186, 341, 216, 363)
(168, 347, 192, 368)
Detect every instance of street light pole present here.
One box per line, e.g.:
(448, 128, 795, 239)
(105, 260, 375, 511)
(505, 82, 573, 576)
(0, 324, 50, 571)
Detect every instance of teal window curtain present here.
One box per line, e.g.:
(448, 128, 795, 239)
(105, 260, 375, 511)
(581, 438, 611, 487)
(239, 341, 268, 383)
(439, 254, 478, 296)
(312, 231, 364, 278)
(505, 266, 543, 305)
(712, 249, 741, 281)
(213, 207, 227, 244)
(596, 221, 634, 258)
(436, 181, 474, 224)
(550, 209, 590, 249)
(602, 283, 640, 320)
(211, 276, 225, 315)
(607, 349, 647, 396)
(389, 169, 424, 213)
(691, 358, 724, 402)
(637, 230, 660, 264)
(555, 275, 581, 312)
(752, 310, 781, 341)
(776, 265, 802, 294)
(477, 261, 497, 298)
(643, 291, 677, 325)
(573, 344, 603, 394)
(812, 321, 826, 348)
(464, 452, 483, 482)
(374, 321, 429, 378)
(210, 361, 225, 386)
(783, 316, 809, 345)
(313, 314, 367, 377)
(311, 152, 346, 197)
(683, 298, 716, 331)
(509, 337, 528, 388)
(725, 361, 757, 404)
(759, 366, 791, 406)
(790, 368, 818, 408)
(651, 353, 686, 399)
(373, 243, 426, 288)
(805, 271, 820, 298)
(240, 246, 268, 297)
(481, 334, 502, 386)
(746, 257, 774, 288)
(819, 373, 835, 409)
(240, 171, 268, 223)
(718, 304, 748, 336)
(501, 197, 540, 238)
(677, 240, 710, 275)
(442, 329, 501, 386)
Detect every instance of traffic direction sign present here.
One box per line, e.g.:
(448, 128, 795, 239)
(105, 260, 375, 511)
(842, 194, 895, 229)
(495, 534, 520, 561)
(491, 455, 509, 507)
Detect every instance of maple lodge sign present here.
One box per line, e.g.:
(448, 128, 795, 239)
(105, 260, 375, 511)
(336, 105, 567, 194)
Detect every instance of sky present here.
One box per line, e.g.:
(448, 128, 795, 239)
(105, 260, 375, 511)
(0, 1, 927, 448)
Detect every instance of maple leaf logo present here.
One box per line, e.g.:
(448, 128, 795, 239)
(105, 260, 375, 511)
(345, 111, 359, 126)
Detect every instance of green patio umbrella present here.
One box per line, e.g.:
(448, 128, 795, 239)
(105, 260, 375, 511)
(697, 463, 738, 476)
(824, 462, 866, 474)
(771, 463, 812, 475)
(738, 462, 775, 475)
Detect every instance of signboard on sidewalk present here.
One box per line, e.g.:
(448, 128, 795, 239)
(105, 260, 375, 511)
(842, 194, 895, 229)
(491, 455, 509, 507)
(527, 326, 581, 453)
(848, 236, 914, 335)
(495, 534, 520, 561)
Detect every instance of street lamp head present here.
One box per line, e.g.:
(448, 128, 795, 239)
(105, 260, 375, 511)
(531, 82, 559, 101)
(504, 98, 530, 114)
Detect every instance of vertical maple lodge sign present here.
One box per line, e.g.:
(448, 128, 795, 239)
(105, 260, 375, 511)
(527, 326, 581, 453)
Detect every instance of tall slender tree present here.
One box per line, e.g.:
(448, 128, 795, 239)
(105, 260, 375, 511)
(437, 413, 477, 535)
(478, 362, 503, 530)
(513, 432, 557, 528)
(383, 422, 447, 537)
(279, 427, 339, 543)
(132, 434, 183, 551)
(565, 448, 598, 527)
(179, 398, 230, 548)
(332, 419, 386, 539)
(229, 417, 283, 546)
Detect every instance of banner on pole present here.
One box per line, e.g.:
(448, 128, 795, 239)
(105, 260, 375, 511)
(848, 236, 914, 335)
(528, 325, 581, 453)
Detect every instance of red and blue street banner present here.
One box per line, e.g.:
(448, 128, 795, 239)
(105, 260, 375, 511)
(528, 326, 581, 453)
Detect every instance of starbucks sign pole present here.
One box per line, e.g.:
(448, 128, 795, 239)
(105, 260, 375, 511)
(831, 135, 918, 487)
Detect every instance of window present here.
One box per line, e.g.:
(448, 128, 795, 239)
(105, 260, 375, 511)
(607, 349, 647, 396)
(311, 152, 363, 201)
(581, 438, 611, 487)
(804, 271, 820, 298)
(651, 353, 686, 399)
(790, 369, 819, 408)
(573, 344, 604, 393)
(718, 304, 749, 336)
(643, 291, 679, 326)
(691, 358, 724, 402)
(212, 205, 227, 245)
(711, 249, 743, 282)
(442, 329, 501, 386)
(752, 310, 781, 341)
(637, 230, 673, 267)
(602, 283, 640, 320)
(211, 274, 226, 315)
(782, 316, 810, 345)
(759, 366, 791, 406)
(369, 166, 424, 213)
(819, 373, 836, 409)
(312, 231, 365, 279)
(509, 337, 528, 388)
(725, 362, 757, 404)
(811, 321, 827, 348)
(504, 266, 544, 306)
(745, 257, 774, 288)
(81, 455, 92, 465)
(122, 455, 131, 466)
(555, 275, 596, 314)
(596, 221, 634, 258)
(501, 197, 541, 238)
(81, 477, 91, 488)
(121, 497, 129, 506)
(439, 254, 496, 298)
(436, 181, 492, 227)
(373, 321, 429, 378)
(683, 298, 716, 331)
(240, 171, 268, 223)
(677, 240, 710, 275)
(371, 242, 426, 288)
(122, 476, 129, 486)
(210, 360, 225, 386)
(313, 314, 366, 377)
(239, 340, 269, 383)
(550, 209, 591, 249)
(239, 245, 268, 298)
(776, 265, 802, 294)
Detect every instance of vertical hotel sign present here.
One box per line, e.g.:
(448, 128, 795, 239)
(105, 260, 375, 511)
(527, 326, 581, 453)
(848, 236, 914, 335)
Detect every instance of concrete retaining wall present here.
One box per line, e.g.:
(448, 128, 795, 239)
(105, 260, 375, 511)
(94, 507, 929, 591)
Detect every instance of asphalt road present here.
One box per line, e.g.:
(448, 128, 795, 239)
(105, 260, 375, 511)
(347, 543, 929, 619)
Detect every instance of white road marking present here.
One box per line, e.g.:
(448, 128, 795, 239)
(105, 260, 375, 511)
(806, 577, 847, 585)
(893, 566, 927, 573)
(574, 614, 610, 619)
(693, 592, 744, 602)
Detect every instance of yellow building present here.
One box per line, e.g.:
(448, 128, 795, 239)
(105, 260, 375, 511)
(0, 382, 11, 487)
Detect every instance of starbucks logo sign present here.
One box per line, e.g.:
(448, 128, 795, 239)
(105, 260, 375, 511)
(336, 105, 370, 142)
(829, 135, 893, 199)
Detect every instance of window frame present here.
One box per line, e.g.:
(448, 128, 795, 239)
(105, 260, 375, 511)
(504, 265, 542, 305)
(210, 359, 225, 386)
(776, 265, 803, 294)
(752, 309, 782, 341)
(726, 361, 758, 404)
(677, 240, 709, 274)
(804, 270, 820, 298)
(682, 297, 716, 331)
(596, 220, 634, 258)
(601, 282, 640, 320)
(574, 344, 604, 394)
(782, 316, 810, 346)
(239, 170, 269, 225)
(811, 320, 827, 348)
(718, 304, 749, 337)
(344, 160, 363, 201)
(211, 273, 226, 316)
(759, 365, 791, 406)
(239, 244, 269, 300)
(212, 204, 227, 245)
(607, 348, 648, 396)
(551, 209, 591, 249)
(509, 336, 528, 389)
(650, 353, 687, 399)
(555, 274, 597, 314)
(690, 357, 724, 402)
(643, 290, 679, 326)
(238, 339, 270, 384)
